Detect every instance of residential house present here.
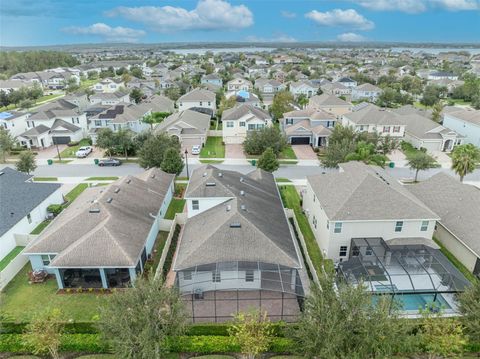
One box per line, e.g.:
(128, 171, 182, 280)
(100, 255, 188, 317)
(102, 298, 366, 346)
(321, 82, 351, 96)
(0, 80, 33, 94)
(177, 88, 216, 116)
(290, 80, 318, 98)
(19, 99, 88, 148)
(303, 162, 467, 312)
(89, 90, 131, 106)
(23, 169, 175, 289)
(126, 78, 158, 97)
(93, 78, 125, 93)
(428, 71, 459, 81)
(351, 83, 383, 102)
(442, 108, 480, 147)
(227, 78, 253, 92)
(201, 73, 223, 87)
(0, 111, 30, 139)
(280, 108, 335, 147)
(154, 109, 210, 150)
(337, 77, 357, 88)
(222, 104, 272, 144)
(0, 168, 62, 265)
(408, 173, 480, 275)
(254, 78, 285, 95)
(308, 93, 353, 119)
(342, 103, 405, 137)
(176, 165, 306, 322)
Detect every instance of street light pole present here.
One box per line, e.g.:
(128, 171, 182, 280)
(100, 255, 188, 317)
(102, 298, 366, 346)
(184, 148, 189, 179)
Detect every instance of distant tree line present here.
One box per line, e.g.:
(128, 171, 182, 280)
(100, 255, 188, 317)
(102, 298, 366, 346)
(0, 51, 79, 77)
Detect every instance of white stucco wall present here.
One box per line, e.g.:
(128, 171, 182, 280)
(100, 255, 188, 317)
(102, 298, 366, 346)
(435, 224, 478, 273)
(443, 114, 480, 147)
(185, 197, 231, 218)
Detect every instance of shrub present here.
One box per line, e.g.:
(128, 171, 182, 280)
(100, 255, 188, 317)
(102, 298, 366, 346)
(47, 204, 63, 216)
(68, 141, 79, 147)
(163, 224, 181, 278)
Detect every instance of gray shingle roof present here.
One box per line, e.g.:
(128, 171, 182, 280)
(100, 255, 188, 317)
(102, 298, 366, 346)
(221, 103, 270, 122)
(309, 93, 351, 108)
(306, 162, 439, 221)
(0, 167, 61, 237)
(178, 88, 215, 102)
(24, 169, 175, 268)
(407, 173, 480, 256)
(155, 109, 210, 135)
(176, 166, 301, 270)
(344, 103, 404, 126)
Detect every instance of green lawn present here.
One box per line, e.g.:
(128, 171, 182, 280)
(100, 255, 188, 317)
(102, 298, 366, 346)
(279, 160, 298, 165)
(279, 185, 334, 275)
(33, 177, 58, 181)
(30, 220, 51, 235)
(200, 137, 225, 158)
(165, 199, 186, 220)
(79, 79, 98, 90)
(275, 178, 292, 183)
(0, 246, 25, 271)
(150, 231, 169, 273)
(85, 176, 119, 181)
(58, 138, 91, 158)
(279, 146, 297, 160)
(199, 159, 224, 164)
(0, 264, 108, 321)
(53, 159, 72, 164)
(35, 93, 64, 104)
(65, 183, 88, 204)
(433, 237, 477, 283)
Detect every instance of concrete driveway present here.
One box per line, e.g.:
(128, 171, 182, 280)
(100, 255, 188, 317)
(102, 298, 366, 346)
(292, 145, 317, 160)
(431, 151, 452, 169)
(35, 145, 67, 159)
(226, 144, 246, 159)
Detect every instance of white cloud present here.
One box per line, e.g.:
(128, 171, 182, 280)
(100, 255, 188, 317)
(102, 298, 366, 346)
(106, 0, 253, 32)
(305, 9, 374, 30)
(63, 23, 146, 42)
(245, 34, 297, 42)
(350, 0, 479, 12)
(281, 11, 297, 18)
(337, 32, 367, 42)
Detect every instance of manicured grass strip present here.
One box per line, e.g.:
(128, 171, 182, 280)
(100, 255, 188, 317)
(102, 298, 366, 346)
(65, 183, 88, 204)
(433, 237, 477, 283)
(58, 138, 91, 158)
(0, 246, 25, 271)
(279, 146, 297, 160)
(199, 160, 224, 164)
(279, 160, 298, 165)
(165, 199, 186, 220)
(176, 176, 189, 181)
(279, 186, 334, 275)
(33, 177, 58, 181)
(53, 160, 72, 164)
(200, 137, 225, 158)
(85, 177, 119, 181)
(275, 178, 292, 183)
(30, 220, 51, 235)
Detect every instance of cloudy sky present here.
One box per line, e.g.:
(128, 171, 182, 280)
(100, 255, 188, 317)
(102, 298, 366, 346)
(1, 0, 479, 46)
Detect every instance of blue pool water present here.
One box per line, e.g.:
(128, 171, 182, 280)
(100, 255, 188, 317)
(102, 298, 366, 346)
(395, 294, 451, 311)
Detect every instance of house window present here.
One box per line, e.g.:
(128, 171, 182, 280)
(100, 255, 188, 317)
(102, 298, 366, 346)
(393, 126, 401, 133)
(239, 121, 246, 127)
(383, 126, 391, 133)
(94, 120, 102, 127)
(286, 118, 293, 125)
(313, 194, 316, 202)
(192, 200, 199, 210)
(226, 121, 234, 128)
(41, 254, 55, 266)
(212, 271, 221, 283)
(334, 222, 342, 233)
(245, 270, 254, 282)
(199, 101, 203, 106)
(359, 125, 365, 131)
(352, 246, 360, 256)
(183, 271, 192, 280)
(27, 213, 32, 224)
(248, 124, 256, 130)
(208, 102, 211, 106)
(313, 216, 317, 229)
(257, 124, 265, 129)
(395, 221, 403, 232)
(365, 246, 373, 256)
(339, 246, 348, 257)
(421, 220, 429, 232)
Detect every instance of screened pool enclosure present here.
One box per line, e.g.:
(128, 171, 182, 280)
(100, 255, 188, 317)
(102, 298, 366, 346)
(337, 238, 471, 313)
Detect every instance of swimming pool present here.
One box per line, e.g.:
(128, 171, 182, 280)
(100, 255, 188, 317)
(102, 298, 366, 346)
(394, 294, 451, 311)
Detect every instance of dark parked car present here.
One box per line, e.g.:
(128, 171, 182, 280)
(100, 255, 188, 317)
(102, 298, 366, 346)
(98, 158, 122, 167)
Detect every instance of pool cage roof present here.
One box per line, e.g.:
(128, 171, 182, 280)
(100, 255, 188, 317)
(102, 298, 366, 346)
(175, 261, 305, 297)
(337, 238, 470, 295)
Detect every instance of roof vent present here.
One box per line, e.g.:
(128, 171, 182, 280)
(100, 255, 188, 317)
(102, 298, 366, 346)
(126, 179, 131, 184)
(240, 177, 244, 182)
(89, 208, 101, 214)
(240, 204, 246, 211)
(230, 222, 241, 228)
(206, 182, 216, 187)
(0, 172, 4, 176)
(107, 198, 113, 203)
(114, 187, 120, 193)
(240, 190, 245, 196)
(151, 174, 155, 179)
(203, 172, 207, 177)
(218, 172, 223, 177)
(226, 205, 231, 211)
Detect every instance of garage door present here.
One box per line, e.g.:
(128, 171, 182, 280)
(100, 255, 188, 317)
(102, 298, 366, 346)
(291, 137, 311, 145)
(52, 136, 71, 145)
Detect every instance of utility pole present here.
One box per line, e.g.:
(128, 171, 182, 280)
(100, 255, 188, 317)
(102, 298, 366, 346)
(184, 148, 189, 179)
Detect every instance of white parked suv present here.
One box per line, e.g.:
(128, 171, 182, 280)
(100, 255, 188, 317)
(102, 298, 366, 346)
(75, 146, 93, 158)
(191, 145, 201, 155)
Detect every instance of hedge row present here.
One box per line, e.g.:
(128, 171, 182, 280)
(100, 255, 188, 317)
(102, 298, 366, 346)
(0, 334, 294, 354)
(0, 322, 293, 336)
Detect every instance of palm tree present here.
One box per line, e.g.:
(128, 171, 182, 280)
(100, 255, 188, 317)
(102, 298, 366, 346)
(451, 144, 480, 182)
